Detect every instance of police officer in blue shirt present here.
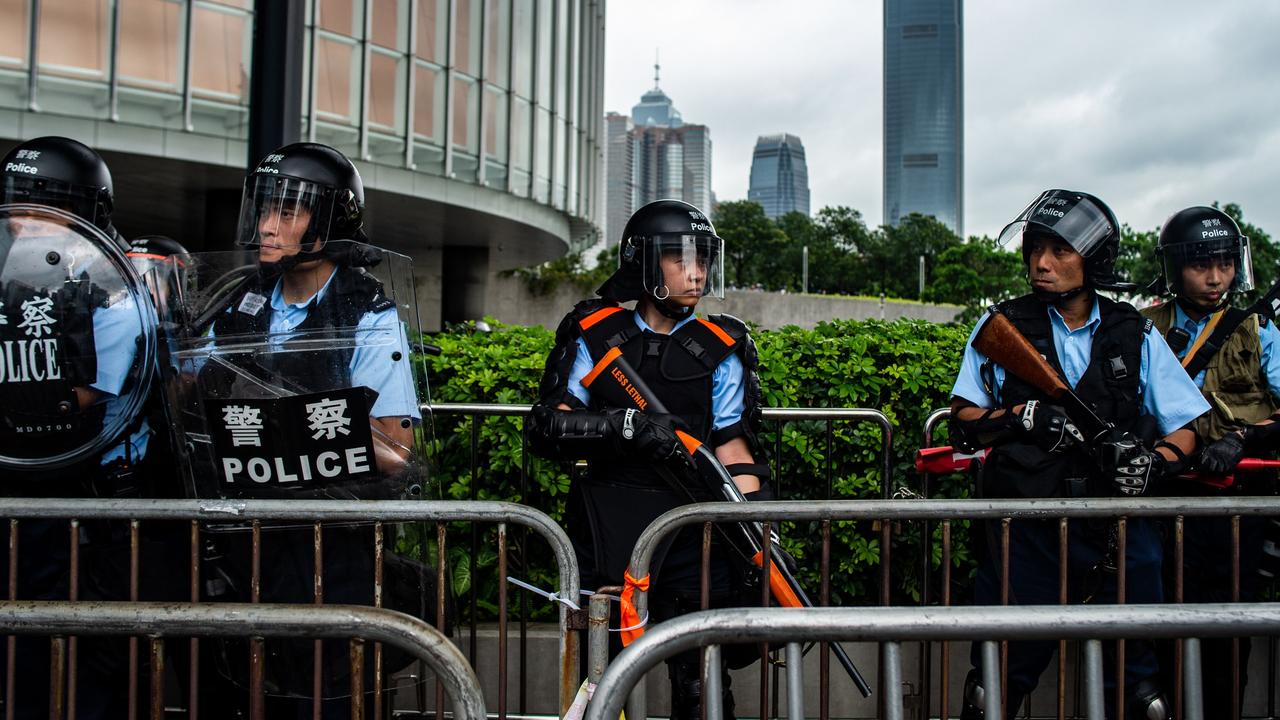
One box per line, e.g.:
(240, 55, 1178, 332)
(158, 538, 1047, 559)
(191, 143, 423, 718)
(951, 190, 1209, 720)
(0, 136, 162, 719)
(1143, 205, 1280, 717)
(529, 199, 768, 720)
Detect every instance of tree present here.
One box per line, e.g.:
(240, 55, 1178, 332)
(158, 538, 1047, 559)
(1115, 223, 1161, 300)
(870, 213, 964, 299)
(923, 236, 1023, 323)
(712, 200, 788, 289)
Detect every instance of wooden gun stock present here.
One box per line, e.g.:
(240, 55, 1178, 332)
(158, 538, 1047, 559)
(972, 309, 1112, 441)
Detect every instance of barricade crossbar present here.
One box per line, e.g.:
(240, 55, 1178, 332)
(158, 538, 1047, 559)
(0, 601, 486, 720)
(591, 604, 1280, 720)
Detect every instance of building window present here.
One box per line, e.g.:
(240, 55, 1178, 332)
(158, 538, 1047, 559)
(902, 24, 938, 39)
(416, 0, 447, 65)
(191, 3, 251, 102)
(485, 0, 510, 89)
(903, 153, 939, 168)
(453, 0, 481, 78)
(38, 0, 110, 79)
(483, 84, 508, 160)
(368, 49, 405, 132)
(452, 75, 478, 154)
(371, 0, 407, 50)
(413, 62, 443, 142)
(315, 34, 360, 123)
(118, 0, 182, 91)
(511, 0, 533, 98)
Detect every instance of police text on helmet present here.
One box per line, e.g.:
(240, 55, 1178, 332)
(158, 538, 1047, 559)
(1201, 229, 1231, 239)
(4, 163, 37, 175)
(690, 221, 713, 232)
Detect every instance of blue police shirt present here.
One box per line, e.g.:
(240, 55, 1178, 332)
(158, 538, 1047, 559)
(96, 294, 151, 465)
(264, 270, 422, 421)
(1169, 303, 1280, 397)
(565, 311, 746, 435)
(951, 298, 1209, 436)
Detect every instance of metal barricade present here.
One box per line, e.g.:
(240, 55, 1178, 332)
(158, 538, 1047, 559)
(0, 601, 485, 720)
(623, 497, 1280, 720)
(588, 604, 1280, 720)
(0, 497, 580, 718)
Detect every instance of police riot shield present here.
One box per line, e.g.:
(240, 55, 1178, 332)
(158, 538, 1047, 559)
(0, 204, 156, 473)
(157, 244, 428, 501)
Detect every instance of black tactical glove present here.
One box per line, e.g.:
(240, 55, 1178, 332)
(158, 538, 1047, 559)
(1019, 400, 1084, 453)
(1198, 431, 1247, 475)
(1101, 432, 1167, 496)
(610, 408, 692, 465)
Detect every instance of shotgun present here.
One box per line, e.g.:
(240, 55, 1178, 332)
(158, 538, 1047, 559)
(971, 308, 1113, 442)
(580, 345, 873, 698)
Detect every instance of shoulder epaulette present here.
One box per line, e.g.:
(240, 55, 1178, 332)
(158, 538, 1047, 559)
(1143, 318, 1154, 334)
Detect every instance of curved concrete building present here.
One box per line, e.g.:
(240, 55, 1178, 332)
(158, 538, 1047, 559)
(0, 0, 605, 329)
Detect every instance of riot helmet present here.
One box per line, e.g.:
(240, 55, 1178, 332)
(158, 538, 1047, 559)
(1154, 206, 1253, 308)
(234, 143, 365, 269)
(597, 199, 724, 317)
(0, 136, 118, 240)
(127, 235, 190, 314)
(998, 189, 1133, 299)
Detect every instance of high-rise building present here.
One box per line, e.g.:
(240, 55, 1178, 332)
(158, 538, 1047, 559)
(748, 134, 810, 219)
(883, 0, 963, 235)
(602, 63, 713, 244)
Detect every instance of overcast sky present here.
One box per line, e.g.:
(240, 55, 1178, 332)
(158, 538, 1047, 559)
(603, 0, 1280, 240)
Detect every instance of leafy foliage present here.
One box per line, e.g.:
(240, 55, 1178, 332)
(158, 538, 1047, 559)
(416, 316, 979, 620)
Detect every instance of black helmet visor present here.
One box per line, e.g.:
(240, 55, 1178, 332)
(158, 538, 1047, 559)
(234, 176, 336, 255)
(1, 176, 102, 227)
(998, 190, 1115, 259)
(638, 232, 725, 300)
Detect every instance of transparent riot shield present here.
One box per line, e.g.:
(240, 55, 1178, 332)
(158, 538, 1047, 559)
(158, 243, 429, 501)
(0, 204, 156, 473)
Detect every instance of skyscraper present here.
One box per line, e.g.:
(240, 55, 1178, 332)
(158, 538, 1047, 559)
(602, 63, 714, 244)
(883, 0, 963, 235)
(748, 134, 811, 219)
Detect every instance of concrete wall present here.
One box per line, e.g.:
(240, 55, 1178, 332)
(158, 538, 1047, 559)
(482, 273, 962, 330)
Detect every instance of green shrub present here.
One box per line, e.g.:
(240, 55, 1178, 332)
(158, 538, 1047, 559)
(418, 317, 978, 620)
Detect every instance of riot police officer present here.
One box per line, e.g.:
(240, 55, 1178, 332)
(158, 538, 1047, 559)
(1143, 205, 1280, 717)
(950, 190, 1209, 719)
(0, 137, 158, 718)
(529, 199, 768, 719)
(164, 142, 426, 717)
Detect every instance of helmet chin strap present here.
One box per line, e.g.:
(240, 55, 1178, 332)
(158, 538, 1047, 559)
(648, 288, 694, 320)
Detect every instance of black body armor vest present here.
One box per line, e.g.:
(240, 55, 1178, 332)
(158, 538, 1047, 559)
(981, 294, 1147, 498)
(209, 266, 393, 392)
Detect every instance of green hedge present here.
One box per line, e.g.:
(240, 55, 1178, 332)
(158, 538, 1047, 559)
(418, 317, 978, 620)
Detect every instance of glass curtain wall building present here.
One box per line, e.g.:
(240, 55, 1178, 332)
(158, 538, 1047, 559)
(883, 0, 962, 236)
(0, 0, 605, 329)
(747, 133, 809, 219)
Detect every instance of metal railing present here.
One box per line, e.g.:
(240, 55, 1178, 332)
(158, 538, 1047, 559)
(621, 497, 1280, 720)
(586, 604, 1280, 720)
(0, 497, 580, 718)
(0, 601, 485, 720)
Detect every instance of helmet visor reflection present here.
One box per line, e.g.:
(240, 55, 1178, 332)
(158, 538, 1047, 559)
(998, 191, 1114, 258)
(1, 176, 100, 227)
(642, 233, 725, 300)
(234, 177, 333, 254)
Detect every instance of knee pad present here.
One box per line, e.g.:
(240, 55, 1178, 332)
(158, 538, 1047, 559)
(1128, 679, 1171, 720)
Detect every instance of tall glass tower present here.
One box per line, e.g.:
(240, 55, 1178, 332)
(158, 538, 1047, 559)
(883, 0, 963, 235)
(748, 134, 810, 219)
